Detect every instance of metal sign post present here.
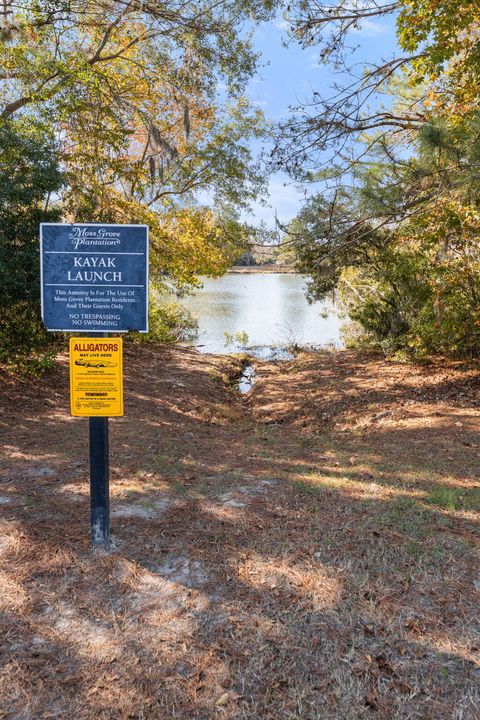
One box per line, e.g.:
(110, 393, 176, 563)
(40, 223, 149, 546)
(89, 415, 110, 545)
(69, 335, 123, 546)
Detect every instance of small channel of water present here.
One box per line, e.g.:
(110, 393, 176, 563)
(180, 273, 344, 355)
(238, 364, 255, 394)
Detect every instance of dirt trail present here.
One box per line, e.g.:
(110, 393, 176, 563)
(0, 345, 479, 719)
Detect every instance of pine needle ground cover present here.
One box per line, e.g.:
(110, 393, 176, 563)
(0, 346, 479, 719)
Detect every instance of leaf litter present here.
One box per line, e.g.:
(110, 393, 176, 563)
(0, 345, 479, 718)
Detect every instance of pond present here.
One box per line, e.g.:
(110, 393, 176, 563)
(180, 273, 344, 354)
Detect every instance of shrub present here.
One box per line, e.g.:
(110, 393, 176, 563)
(0, 118, 63, 372)
(129, 301, 198, 344)
(0, 302, 61, 374)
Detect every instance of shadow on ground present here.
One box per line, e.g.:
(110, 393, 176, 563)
(0, 346, 479, 719)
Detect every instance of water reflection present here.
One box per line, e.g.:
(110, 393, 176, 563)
(180, 273, 343, 354)
(238, 365, 255, 394)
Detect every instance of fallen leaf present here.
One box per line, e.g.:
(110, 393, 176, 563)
(365, 692, 379, 710)
(216, 692, 229, 706)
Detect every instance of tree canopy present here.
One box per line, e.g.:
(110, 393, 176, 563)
(0, 0, 279, 364)
(0, 117, 64, 365)
(1, 0, 276, 289)
(277, 0, 480, 357)
(274, 0, 480, 177)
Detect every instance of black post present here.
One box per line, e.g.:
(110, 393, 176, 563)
(89, 416, 110, 545)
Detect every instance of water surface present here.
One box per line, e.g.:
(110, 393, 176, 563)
(180, 273, 343, 354)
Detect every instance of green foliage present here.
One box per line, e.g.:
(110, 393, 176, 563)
(427, 487, 463, 511)
(0, 3, 275, 365)
(224, 330, 249, 348)
(0, 118, 63, 370)
(397, 0, 480, 95)
(276, 0, 480, 360)
(129, 301, 198, 345)
(339, 240, 480, 359)
(288, 112, 480, 359)
(0, 3, 272, 241)
(0, 300, 60, 373)
(0, 118, 63, 307)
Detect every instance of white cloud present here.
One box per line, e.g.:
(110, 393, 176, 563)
(350, 19, 386, 37)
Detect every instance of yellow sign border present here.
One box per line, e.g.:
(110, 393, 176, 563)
(69, 337, 123, 417)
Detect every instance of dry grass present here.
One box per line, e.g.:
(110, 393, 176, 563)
(0, 345, 479, 719)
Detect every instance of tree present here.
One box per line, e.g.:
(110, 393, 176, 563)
(273, 1, 480, 357)
(0, 0, 276, 290)
(273, 0, 480, 178)
(0, 118, 63, 306)
(285, 114, 480, 357)
(0, 117, 63, 364)
(0, 1, 275, 120)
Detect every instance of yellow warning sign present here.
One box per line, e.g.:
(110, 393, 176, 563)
(69, 337, 123, 417)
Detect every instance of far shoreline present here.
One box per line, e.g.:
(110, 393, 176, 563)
(228, 265, 297, 274)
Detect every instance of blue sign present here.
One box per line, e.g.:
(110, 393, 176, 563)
(40, 224, 148, 332)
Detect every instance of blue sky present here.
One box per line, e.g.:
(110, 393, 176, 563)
(243, 12, 399, 228)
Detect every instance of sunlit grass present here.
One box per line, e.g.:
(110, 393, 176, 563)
(427, 486, 480, 511)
